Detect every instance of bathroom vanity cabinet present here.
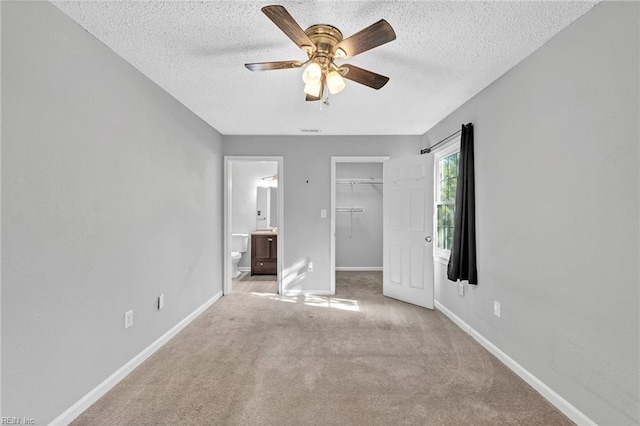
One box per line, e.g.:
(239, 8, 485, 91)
(251, 233, 277, 275)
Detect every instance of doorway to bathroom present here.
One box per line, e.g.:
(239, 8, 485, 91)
(330, 156, 388, 294)
(224, 156, 284, 295)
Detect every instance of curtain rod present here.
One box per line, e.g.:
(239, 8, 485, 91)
(420, 129, 462, 155)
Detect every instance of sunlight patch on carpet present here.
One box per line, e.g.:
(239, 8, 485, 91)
(304, 295, 361, 312)
(250, 292, 297, 303)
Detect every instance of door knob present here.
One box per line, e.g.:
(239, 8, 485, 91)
(425, 236, 432, 243)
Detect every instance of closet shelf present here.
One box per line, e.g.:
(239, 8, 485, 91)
(336, 207, 366, 213)
(336, 178, 383, 185)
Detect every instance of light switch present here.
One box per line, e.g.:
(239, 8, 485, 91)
(320, 209, 327, 219)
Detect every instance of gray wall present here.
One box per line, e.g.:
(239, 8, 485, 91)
(4, 1, 636, 425)
(231, 162, 278, 268)
(1, 2, 223, 423)
(426, 2, 639, 424)
(223, 136, 422, 293)
(335, 163, 383, 268)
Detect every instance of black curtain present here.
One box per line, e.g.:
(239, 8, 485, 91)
(447, 123, 478, 284)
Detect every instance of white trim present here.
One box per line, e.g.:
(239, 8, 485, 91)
(223, 159, 231, 295)
(434, 256, 449, 266)
(434, 248, 451, 262)
(330, 156, 389, 296)
(434, 300, 597, 426)
(433, 139, 461, 257)
(224, 156, 284, 296)
(431, 137, 461, 158)
(283, 290, 332, 297)
(238, 267, 251, 272)
(335, 267, 383, 272)
(50, 292, 223, 426)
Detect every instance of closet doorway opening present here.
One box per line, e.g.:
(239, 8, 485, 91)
(330, 156, 389, 294)
(224, 156, 284, 296)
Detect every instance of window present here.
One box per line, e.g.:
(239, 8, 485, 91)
(434, 142, 460, 260)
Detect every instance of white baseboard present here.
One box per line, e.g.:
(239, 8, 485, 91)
(433, 300, 596, 426)
(238, 266, 250, 272)
(283, 290, 332, 297)
(335, 267, 383, 272)
(50, 291, 223, 426)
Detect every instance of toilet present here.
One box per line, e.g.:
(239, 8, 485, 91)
(231, 233, 249, 278)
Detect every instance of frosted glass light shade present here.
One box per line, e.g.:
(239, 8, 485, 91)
(302, 62, 322, 84)
(304, 81, 322, 97)
(326, 71, 345, 94)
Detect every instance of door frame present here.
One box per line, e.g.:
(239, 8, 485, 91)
(330, 156, 389, 295)
(224, 156, 284, 296)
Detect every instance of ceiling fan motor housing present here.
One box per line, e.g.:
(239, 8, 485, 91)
(304, 24, 343, 69)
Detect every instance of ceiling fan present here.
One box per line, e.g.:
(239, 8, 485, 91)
(245, 5, 396, 102)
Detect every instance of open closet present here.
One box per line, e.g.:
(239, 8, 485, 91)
(335, 162, 384, 271)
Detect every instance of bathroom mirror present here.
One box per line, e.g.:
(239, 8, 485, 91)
(256, 186, 278, 230)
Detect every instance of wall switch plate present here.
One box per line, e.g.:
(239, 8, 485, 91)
(458, 282, 464, 296)
(124, 309, 133, 329)
(320, 209, 327, 219)
(493, 301, 501, 318)
(158, 294, 164, 310)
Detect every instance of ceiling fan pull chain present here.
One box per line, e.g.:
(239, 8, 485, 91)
(319, 95, 330, 111)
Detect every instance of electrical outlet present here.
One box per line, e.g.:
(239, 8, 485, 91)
(308, 261, 314, 272)
(493, 301, 501, 318)
(158, 294, 164, 310)
(458, 282, 464, 296)
(320, 209, 327, 219)
(124, 309, 133, 329)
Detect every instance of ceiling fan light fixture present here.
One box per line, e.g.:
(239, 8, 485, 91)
(302, 62, 322, 84)
(246, 6, 396, 103)
(326, 71, 346, 94)
(304, 81, 322, 97)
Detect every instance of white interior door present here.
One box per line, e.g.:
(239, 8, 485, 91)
(383, 155, 434, 309)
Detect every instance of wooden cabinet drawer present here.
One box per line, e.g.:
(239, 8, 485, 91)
(252, 260, 276, 275)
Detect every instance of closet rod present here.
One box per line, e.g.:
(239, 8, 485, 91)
(336, 178, 383, 185)
(335, 207, 365, 213)
(420, 129, 462, 154)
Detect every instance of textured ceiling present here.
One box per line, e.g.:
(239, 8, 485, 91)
(52, 1, 597, 136)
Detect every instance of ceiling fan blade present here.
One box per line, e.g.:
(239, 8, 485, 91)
(245, 60, 304, 71)
(334, 19, 396, 59)
(340, 64, 389, 89)
(262, 5, 315, 52)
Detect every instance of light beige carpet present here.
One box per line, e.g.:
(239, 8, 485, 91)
(72, 271, 573, 425)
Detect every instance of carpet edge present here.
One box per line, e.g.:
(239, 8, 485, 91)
(434, 300, 596, 426)
(50, 291, 224, 426)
